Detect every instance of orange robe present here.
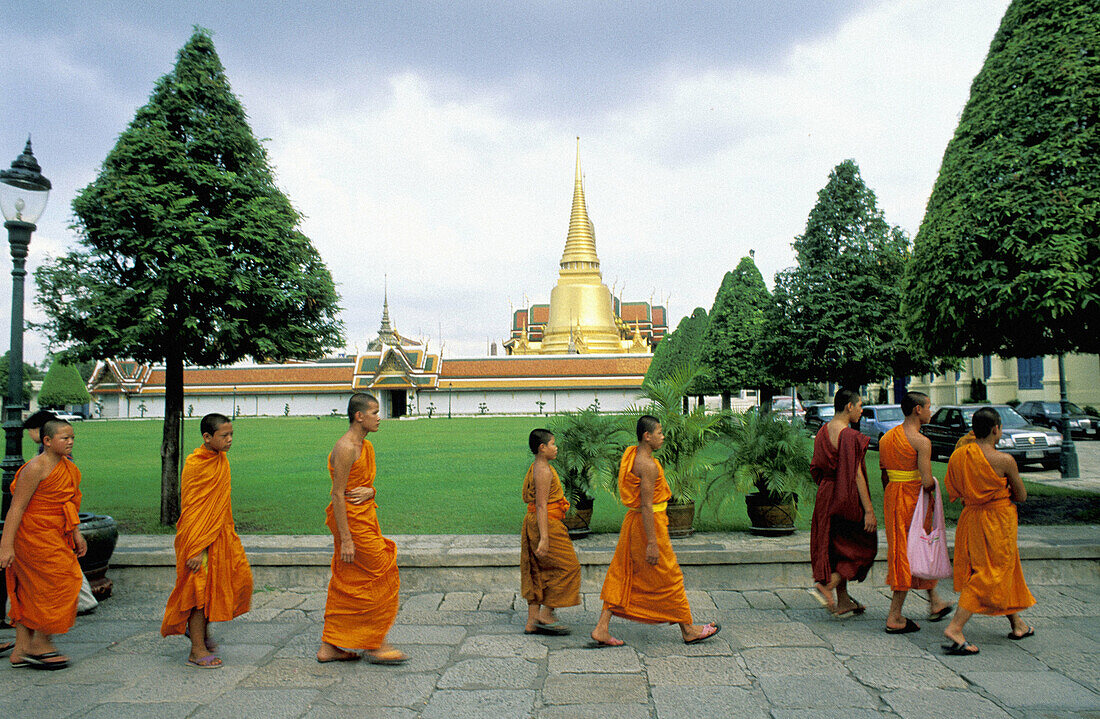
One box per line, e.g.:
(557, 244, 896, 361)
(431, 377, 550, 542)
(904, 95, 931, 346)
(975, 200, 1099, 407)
(810, 426, 877, 584)
(600, 446, 692, 624)
(161, 447, 253, 636)
(322, 439, 400, 650)
(519, 463, 581, 607)
(6, 457, 82, 635)
(879, 426, 937, 592)
(945, 443, 1035, 615)
(955, 431, 976, 450)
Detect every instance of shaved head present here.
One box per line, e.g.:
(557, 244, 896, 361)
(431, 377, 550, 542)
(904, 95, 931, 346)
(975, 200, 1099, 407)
(348, 393, 379, 423)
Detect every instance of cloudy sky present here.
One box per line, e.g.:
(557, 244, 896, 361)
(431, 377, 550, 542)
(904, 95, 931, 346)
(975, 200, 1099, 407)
(0, 0, 1010, 363)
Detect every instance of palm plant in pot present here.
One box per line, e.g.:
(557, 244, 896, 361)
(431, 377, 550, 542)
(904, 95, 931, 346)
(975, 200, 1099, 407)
(710, 408, 813, 535)
(549, 405, 629, 539)
(633, 365, 724, 538)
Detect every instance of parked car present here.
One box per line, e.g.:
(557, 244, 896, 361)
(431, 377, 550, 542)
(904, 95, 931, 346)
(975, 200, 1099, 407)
(859, 404, 905, 449)
(1015, 401, 1097, 440)
(52, 412, 84, 422)
(771, 396, 805, 423)
(803, 403, 834, 435)
(921, 404, 1062, 469)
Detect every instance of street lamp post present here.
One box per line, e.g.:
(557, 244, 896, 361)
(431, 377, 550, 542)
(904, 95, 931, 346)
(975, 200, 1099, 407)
(1, 138, 51, 620)
(2, 138, 51, 518)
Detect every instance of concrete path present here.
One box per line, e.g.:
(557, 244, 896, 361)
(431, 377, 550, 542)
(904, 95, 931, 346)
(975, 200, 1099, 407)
(4, 580, 1099, 718)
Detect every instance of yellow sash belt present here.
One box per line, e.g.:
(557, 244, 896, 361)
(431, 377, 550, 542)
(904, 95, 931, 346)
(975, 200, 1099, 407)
(628, 501, 668, 513)
(886, 469, 921, 483)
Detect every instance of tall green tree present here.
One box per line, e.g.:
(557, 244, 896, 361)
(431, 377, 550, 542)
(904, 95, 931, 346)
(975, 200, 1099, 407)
(0, 352, 41, 403)
(700, 255, 774, 409)
(35, 29, 343, 524)
(37, 361, 92, 408)
(759, 159, 930, 389)
(903, 0, 1099, 359)
(645, 307, 710, 397)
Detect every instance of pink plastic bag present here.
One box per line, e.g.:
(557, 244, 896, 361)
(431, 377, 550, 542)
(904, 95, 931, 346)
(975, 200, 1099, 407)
(907, 478, 952, 580)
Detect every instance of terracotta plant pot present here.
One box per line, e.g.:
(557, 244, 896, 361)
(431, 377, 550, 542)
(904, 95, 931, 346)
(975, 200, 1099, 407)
(745, 492, 796, 536)
(562, 508, 593, 539)
(666, 501, 695, 538)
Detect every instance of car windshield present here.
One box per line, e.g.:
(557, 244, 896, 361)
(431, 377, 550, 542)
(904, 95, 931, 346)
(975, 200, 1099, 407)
(1042, 402, 1084, 414)
(816, 407, 835, 418)
(961, 406, 1029, 429)
(875, 407, 904, 422)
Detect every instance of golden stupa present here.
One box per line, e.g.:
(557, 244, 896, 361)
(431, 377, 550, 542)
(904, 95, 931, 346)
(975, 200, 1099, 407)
(537, 140, 626, 354)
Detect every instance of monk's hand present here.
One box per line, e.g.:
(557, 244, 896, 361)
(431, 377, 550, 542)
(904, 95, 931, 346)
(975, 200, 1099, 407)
(535, 538, 549, 559)
(863, 510, 877, 533)
(73, 530, 88, 558)
(340, 535, 356, 563)
(186, 554, 203, 572)
(0, 545, 13, 569)
(345, 486, 375, 505)
(645, 540, 659, 565)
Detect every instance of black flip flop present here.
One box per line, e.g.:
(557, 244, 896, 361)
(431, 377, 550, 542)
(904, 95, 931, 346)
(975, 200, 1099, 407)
(24, 651, 69, 670)
(525, 621, 571, 636)
(885, 617, 920, 634)
(928, 605, 953, 622)
(942, 640, 979, 656)
(1007, 626, 1034, 640)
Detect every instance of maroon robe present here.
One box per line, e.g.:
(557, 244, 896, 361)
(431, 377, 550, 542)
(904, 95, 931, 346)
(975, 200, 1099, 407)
(810, 426, 877, 584)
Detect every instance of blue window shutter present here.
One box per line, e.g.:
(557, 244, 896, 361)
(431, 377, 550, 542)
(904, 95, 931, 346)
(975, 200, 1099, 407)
(1017, 357, 1043, 390)
(982, 355, 991, 380)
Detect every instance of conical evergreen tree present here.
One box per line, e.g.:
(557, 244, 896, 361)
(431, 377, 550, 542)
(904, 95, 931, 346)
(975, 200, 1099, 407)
(37, 361, 92, 409)
(645, 307, 710, 399)
(35, 29, 343, 523)
(700, 255, 773, 409)
(903, 0, 1099, 358)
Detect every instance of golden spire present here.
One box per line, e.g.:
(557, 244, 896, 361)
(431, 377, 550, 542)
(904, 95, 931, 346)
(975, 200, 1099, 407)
(559, 137, 600, 270)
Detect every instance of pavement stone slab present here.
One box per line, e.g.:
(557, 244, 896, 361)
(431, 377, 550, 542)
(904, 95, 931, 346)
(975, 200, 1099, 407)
(323, 672, 437, 707)
(358, 644, 454, 673)
(238, 657, 343, 688)
(775, 587, 827, 609)
(0, 684, 123, 719)
(637, 634, 736, 657)
(214, 621, 303, 645)
(537, 704, 653, 719)
(962, 671, 1100, 710)
(438, 657, 540, 689)
(386, 623, 467, 645)
(439, 591, 483, 611)
(189, 688, 320, 719)
(541, 672, 649, 704)
(421, 689, 537, 719)
(809, 622, 927, 657)
(724, 620, 827, 648)
(846, 655, 968, 690)
(302, 705, 418, 719)
(80, 702, 200, 719)
(881, 688, 1014, 719)
(769, 711, 888, 719)
(103, 666, 254, 703)
(644, 655, 751, 686)
(61, 619, 155, 643)
(458, 633, 549, 659)
(26, 651, 164, 686)
(684, 589, 718, 612)
(1040, 652, 1100, 692)
(399, 592, 443, 610)
(709, 590, 750, 609)
(549, 646, 643, 674)
(757, 675, 877, 709)
(933, 639, 1050, 673)
(478, 591, 516, 611)
(741, 646, 849, 676)
(742, 589, 787, 609)
(651, 685, 770, 719)
(394, 609, 506, 625)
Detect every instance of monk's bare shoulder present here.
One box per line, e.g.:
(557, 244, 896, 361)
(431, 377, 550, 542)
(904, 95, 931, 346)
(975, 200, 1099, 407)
(532, 462, 552, 483)
(907, 428, 932, 452)
(633, 452, 658, 481)
(989, 448, 1018, 477)
(330, 435, 361, 464)
(17, 453, 52, 483)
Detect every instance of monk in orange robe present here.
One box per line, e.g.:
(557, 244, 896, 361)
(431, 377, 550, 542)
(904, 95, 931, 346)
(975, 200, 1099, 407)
(0, 419, 84, 670)
(810, 390, 877, 616)
(520, 429, 581, 635)
(879, 392, 952, 634)
(955, 430, 976, 450)
(161, 413, 252, 668)
(317, 393, 405, 665)
(590, 415, 719, 647)
(941, 406, 1034, 655)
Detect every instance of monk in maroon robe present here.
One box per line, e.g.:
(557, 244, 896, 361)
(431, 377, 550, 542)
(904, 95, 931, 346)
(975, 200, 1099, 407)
(809, 389, 877, 615)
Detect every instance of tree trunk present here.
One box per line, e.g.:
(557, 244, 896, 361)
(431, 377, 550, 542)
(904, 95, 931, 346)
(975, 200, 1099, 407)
(721, 390, 731, 411)
(160, 347, 184, 525)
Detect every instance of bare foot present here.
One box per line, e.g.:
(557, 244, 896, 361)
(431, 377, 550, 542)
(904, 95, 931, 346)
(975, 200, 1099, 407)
(812, 583, 837, 612)
(589, 630, 624, 647)
(316, 642, 360, 663)
(186, 652, 222, 668)
(681, 622, 721, 644)
(365, 645, 408, 664)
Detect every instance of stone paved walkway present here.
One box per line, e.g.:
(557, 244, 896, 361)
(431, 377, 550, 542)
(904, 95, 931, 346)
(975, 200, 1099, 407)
(4, 581, 1099, 718)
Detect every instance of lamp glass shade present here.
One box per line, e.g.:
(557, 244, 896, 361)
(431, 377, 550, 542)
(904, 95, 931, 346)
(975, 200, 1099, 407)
(0, 180, 49, 224)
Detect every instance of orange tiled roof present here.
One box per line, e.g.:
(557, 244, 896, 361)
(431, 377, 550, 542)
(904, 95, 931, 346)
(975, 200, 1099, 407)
(144, 364, 355, 387)
(440, 355, 650, 379)
(530, 305, 550, 323)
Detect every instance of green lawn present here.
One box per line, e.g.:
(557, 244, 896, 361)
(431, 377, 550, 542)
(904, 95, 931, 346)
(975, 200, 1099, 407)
(48, 417, 1096, 534)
